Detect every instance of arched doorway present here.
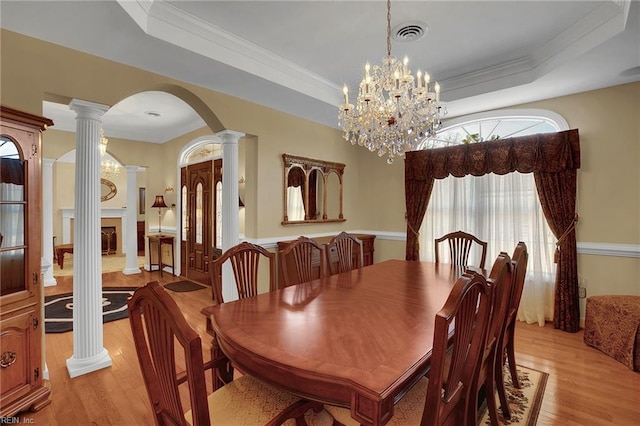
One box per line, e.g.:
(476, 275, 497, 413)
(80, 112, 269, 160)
(177, 138, 224, 284)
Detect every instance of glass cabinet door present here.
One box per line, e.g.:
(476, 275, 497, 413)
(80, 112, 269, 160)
(0, 136, 26, 296)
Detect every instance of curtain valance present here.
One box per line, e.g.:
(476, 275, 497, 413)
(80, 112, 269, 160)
(0, 158, 24, 185)
(406, 129, 580, 180)
(287, 167, 305, 187)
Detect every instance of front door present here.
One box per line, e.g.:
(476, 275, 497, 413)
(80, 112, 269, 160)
(181, 160, 215, 285)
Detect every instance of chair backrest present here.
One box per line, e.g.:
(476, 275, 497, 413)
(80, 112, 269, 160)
(509, 242, 528, 321)
(128, 281, 210, 426)
(485, 252, 513, 356)
(279, 236, 326, 287)
(326, 231, 364, 275)
(435, 231, 488, 269)
(210, 241, 276, 305)
(421, 270, 493, 426)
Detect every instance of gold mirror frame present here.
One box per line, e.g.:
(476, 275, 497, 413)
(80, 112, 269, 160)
(282, 153, 345, 225)
(101, 178, 117, 202)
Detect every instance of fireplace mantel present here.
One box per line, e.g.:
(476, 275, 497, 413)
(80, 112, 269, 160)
(61, 208, 128, 244)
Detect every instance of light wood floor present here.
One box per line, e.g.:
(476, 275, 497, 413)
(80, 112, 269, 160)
(22, 271, 640, 425)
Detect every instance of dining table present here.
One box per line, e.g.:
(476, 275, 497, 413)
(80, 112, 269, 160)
(204, 259, 471, 425)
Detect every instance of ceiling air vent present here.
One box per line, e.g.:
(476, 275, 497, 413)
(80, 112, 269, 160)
(392, 21, 427, 42)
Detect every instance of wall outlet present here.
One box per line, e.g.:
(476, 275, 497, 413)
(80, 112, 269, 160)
(578, 286, 587, 298)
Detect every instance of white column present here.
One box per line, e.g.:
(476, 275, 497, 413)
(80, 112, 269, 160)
(66, 99, 112, 378)
(40, 263, 49, 380)
(123, 165, 141, 274)
(218, 130, 243, 302)
(42, 158, 57, 287)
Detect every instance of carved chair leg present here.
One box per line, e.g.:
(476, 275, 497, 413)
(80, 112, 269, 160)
(495, 353, 511, 420)
(485, 365, 501, 426)
(484, 375, 500, 425)
(506, 326, 520, 389)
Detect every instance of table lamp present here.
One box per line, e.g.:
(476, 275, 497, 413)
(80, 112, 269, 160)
(151, 195, 168, 233)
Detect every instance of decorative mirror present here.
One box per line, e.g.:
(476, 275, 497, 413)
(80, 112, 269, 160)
(282, 154, 345, 225)
(101, 178, 117, 202)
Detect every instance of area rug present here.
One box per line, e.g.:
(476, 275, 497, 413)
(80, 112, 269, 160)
(479, 363, 548, 425)
(164, 280, 207, 292)
(44, 287, 139, 333)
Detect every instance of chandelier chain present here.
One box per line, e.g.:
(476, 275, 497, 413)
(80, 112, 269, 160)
(386, 0, 392, 57)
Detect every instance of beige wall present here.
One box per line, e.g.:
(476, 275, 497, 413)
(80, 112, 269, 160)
(2, 30, 638, 317)
(519, 84, 640, 305)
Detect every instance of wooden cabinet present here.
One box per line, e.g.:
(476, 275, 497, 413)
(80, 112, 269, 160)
(0, 106, 52, 416)
(276, 233, 375, 286)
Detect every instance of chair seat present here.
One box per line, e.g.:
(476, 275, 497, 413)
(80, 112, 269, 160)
(325, 377, 429, 426)
(185, 375, 334, 425)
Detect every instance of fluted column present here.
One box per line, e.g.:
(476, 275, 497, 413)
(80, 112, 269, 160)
(42, 158, 57, 287)
(123, 165, 142, 274)
(66, 99, 112, 378)
(218, 130, 244, 302)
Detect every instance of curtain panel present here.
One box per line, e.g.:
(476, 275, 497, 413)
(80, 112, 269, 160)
(405, 129, 581, 331)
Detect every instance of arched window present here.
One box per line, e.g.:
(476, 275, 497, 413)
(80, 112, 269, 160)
(419, 109, 568, 326)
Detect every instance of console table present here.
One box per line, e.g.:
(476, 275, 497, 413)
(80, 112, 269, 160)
(147, 234, 175, 277)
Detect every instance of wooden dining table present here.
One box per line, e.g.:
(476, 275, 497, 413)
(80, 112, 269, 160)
(205, 259, 468, 425)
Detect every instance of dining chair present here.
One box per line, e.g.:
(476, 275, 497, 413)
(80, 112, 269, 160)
(326, 231, 364, 275)
(435, 230, 488, 269)
(495, 242, 529, 420)
(210, 241, 276, 305)
(467, 252, 513, 426)
(325, 269, 493, 426)
(127, 281, 332, 426)
(279, 236, 326, 287)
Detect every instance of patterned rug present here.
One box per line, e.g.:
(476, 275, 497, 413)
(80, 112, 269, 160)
(479, 363, 548, 425)
(44, 287, 138, 333)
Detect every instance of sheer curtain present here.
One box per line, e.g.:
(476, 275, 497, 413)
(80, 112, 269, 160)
(287, 186, 305, 221)
(419, 172, 555, 326)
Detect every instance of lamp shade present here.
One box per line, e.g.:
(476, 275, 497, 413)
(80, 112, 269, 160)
(151, 195, 168, 209)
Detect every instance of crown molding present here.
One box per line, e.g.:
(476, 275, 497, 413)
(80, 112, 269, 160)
(116, 0, 341, 106)
(442, 1, 629, 98)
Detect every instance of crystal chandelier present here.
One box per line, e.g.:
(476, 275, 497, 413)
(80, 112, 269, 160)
(98, 125, 121, 178)
(101, 159, 121, 179)
(338, 0, 446, 164)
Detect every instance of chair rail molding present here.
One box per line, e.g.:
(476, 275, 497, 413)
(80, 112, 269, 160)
(577, 242, 640, 258)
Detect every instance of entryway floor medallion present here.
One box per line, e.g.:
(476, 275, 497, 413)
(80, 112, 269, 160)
(44, 287, 139, 333)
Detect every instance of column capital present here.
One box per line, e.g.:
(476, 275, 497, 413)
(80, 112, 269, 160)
(124, 165, 142, 173)
(69, 99, 110, 121)
(43, 158, 56, 167)
(216, 129, 245, 144)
